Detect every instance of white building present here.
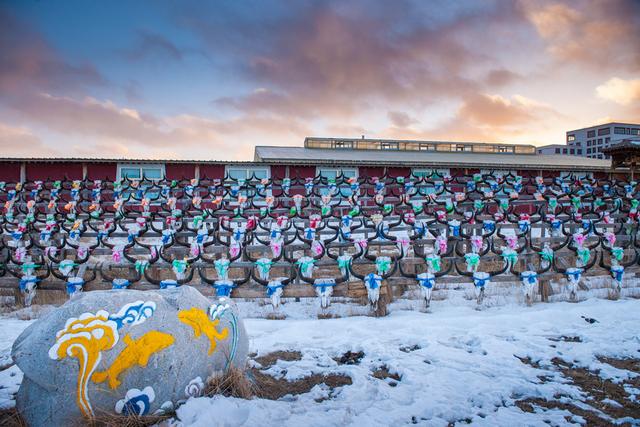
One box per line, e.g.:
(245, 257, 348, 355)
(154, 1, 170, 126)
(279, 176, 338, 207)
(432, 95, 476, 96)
(537, 122, 640, 159)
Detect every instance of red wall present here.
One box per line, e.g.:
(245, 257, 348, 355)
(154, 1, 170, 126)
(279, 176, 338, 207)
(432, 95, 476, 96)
(386, 167, 411, 177)
(359, 167, 384, 179)
(0, 162, 21, 181)
(87, 163, 116, 180)
(270, 165, 287, 180)
(199, 164, 225, 179)
(165, 163, 195, 180)
(25, 162, 83, 180)
(289, 166, 316, 179)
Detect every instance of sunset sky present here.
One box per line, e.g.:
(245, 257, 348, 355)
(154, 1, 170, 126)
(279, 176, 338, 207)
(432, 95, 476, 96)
(1, 0, 639, 160)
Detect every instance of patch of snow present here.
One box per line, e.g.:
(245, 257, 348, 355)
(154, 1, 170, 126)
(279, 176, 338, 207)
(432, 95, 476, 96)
(173, 298, 640, 426)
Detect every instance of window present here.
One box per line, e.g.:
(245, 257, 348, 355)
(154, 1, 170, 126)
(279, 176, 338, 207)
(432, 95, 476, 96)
(555, 148, 560, 154)
(497, 146, 513, 153)
(605, 137, 610, 144)
(567, 134, 576, 142)
(334, 141, 353, 149)
(614, 127, 626, 134)
(562, 149, 568, 154)
(317, 168, 357, 179)
(455, 144, 471, 152)
(570, 149, 575, 154)
(632, 129, 640, 136)
(597, 138, 602, 145)
(598, 127, 610, 136)
(587, 130, 596, 138)
(480, 169, 516, 178)
(226, 166, 269, 180)
(418, 143, 436, 151)
(413, 168, 450, 178)
(117, 163, 165, 181)
(380, 142, 399, 150)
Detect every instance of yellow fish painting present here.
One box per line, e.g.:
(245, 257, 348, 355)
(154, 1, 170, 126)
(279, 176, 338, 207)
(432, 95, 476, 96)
(178, 307, 228, 355)
(92, 331, 174, 390)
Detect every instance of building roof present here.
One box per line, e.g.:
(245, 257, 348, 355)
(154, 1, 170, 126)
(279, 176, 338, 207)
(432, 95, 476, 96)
(602, 138, 640, 154)
(304, 136, 536, 154)
(566, 122, 640, 133)
(254, 146, 612, 171)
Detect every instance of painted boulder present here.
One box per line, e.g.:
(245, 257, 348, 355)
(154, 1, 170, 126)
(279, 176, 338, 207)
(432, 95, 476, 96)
(12, 286, 247, 427)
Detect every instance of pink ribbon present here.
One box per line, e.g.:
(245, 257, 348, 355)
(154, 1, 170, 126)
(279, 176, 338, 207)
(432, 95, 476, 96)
(604, 232, 616, 246)
(506, 235, 518, 250)
(112, 247, 123, 263)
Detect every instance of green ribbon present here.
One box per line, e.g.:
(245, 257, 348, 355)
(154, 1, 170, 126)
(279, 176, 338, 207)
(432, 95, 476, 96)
(255, 259, 273, 275)
(464, 253, 480, 268)
(349, 207, 360, 216)
(172, 259, 187, 274)
(611, 247, 624, 262)
(426, 255, 441, 272)
(321, 206, 331, 216)
(571, 197, 581, 210)
(445, 200, 454, 214)
(193, 215, 204, 229)
(577, 247, 591, 265)
(473, 200, 484, 211)
(289, 206, 297, 215)
(376, 257, 391, 274)
(214, 259, 229, 278)
(135, 260, 149, 274)
(296, 258, 315, 275)
(337, 257, 351, 270)
(383, 204, 393, 214)
(21, 263, 39, 273)
(632, 200, 639, 210)
(539, 247, 554, 263)
(548, 198, 557, 209)
(501, 249, 518, 264)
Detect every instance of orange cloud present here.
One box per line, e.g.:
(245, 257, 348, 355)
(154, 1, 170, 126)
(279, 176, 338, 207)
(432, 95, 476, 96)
(596, 77, 640, 106)
(523, 0, 640, 70)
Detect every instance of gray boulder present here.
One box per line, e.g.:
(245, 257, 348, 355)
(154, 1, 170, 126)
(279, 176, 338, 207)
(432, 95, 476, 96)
(12, 286, 248, 426)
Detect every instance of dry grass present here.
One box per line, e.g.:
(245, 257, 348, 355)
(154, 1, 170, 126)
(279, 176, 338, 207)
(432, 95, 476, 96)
(371, 365, 402, 383)
(0, 408, 27, 427)
(251, 370, 352, 400)
(249, 350, 352, 401)
(514, 356, 640, 426)
(86, 411, 172, 427)
(253, 350, 302, 367)
(205, 367, 255, 399)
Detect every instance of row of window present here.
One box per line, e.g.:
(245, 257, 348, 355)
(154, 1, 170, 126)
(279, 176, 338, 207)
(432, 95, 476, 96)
(117, 165, 454, 181)
(117, 164, 600, 182)
(554, 148, 583, 155)
(586, 137, 610, 147)
(614, 127, 640, 135)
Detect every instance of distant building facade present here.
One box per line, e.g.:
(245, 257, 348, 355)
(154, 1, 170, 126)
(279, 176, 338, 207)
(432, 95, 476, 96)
(537, 122, 640, 159)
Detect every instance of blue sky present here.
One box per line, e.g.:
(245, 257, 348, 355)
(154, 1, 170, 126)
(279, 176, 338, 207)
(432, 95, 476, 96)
(1, 0, 639, 160)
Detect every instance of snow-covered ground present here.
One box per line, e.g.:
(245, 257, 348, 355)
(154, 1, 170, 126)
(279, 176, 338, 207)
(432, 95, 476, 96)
(179, 298, 640, 426)
(2, 299, 639, 426)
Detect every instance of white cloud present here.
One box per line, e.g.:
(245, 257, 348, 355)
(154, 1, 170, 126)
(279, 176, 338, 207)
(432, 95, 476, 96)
(596, 77, 640, 105)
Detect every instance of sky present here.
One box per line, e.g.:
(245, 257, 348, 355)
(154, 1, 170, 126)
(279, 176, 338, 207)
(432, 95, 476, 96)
(0, 0, 639, 161)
